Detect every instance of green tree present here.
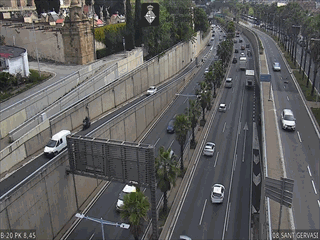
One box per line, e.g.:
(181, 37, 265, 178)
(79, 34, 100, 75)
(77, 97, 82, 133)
(196, 81, 212, 122)
(194, 7, 209, 33)
(213, 60, 224, 89)
(120, 189, 150, 240)
(155, 146, 180, 213)
(0, 72, 15, 91)
(174, 114, 191, 174)
(125, 0, 135, 50)
(186, 99, 201, 146)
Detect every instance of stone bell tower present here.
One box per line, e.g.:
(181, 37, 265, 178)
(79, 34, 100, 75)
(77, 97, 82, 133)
(62, 0, 94, 65)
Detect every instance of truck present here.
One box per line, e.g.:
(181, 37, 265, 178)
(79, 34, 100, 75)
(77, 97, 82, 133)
(239, 57, 247, 70)
(245, 70, 255, 89)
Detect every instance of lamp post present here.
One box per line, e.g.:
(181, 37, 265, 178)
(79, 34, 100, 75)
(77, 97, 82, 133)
(32, 21, 41, 77)
(123, 37, 126, 53)
(75, 213, 130, 240)
(310, 38, 320, 96)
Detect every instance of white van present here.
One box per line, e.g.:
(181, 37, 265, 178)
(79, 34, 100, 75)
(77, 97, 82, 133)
(225, 78, 232, 88)
(44, 130, 71, 158)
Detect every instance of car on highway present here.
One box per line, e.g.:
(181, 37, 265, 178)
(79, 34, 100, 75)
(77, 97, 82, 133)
(211, 184, 225, 203)
(247, 49, 252, 56)
(234, 39, 237, 43)
(180, 236, 192, 240)
(116, 181, 138, 211)
(44, 130, 71, 158)
(239, 39, 243, 43)
(235, 49, 239, 53)
(241, 45, 245, 50)
(281, 109, 296, 131)
(232, 57, 237, 63)
(167, 119, 175, 133)
(147, 86, 157, 95)
(246, 44, 250, 48)
(203, 142, 215, 156)
(240, 52, 245, 57)
(225, 78, 232, 88)
(273, 62, 281, 71)
(204, 67, 209, 74)
(219, 103, 226, 112)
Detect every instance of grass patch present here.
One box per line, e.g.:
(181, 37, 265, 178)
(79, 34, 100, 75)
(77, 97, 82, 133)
(311, 107, 320, 126)
(293, 70, 317, 102)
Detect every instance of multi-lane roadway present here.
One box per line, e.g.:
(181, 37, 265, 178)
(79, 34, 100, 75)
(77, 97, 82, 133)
(254, 28, 320, 231)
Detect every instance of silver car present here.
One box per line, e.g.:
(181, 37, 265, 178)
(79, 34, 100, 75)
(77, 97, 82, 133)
(273, 62, 281, 71)
(203, 142, 215, 156)
(281, 109, 296, 131)
(211, 184, 225, 203)
(219, 103, 226, 112)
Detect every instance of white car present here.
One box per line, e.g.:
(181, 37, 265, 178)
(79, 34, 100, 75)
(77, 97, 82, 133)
(203, 142, 215, 156)
(240, 52, 245, 57)
(180, 236, 192, 240)
(204, 67, 209, 74)
(116, 181, 138, 211)
(273, 62, 281, 71)
(281, 109, 296, 131)
(219, 103, 226, 112)
(147, 86, 157, 95)
(211, 184, 225, 203)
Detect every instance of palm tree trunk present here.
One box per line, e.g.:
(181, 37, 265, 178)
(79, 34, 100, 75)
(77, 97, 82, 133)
(299, 44, 304, 74)
(192, 126, 195, 144)
(303, 40, 309, 80)
(307, 54, 312, 87)
(202, 107, 205, 121)
(311, 62, 318, 96)
(180, 143, 184, 173)
(163, 191, 168, 213)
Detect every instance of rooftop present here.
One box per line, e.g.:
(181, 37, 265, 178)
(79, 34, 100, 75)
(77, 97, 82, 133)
(0, 45, 26, 59)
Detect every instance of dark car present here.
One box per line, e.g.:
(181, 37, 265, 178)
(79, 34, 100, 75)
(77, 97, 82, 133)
(239, 39, 243, 43)
(241, 45, 245, 50)
(246, 44, 250, 48)
(247, 49, 251, 56)
(234, 39, 237, 43)
(232, 57, 237, 63)
(167, 119, 175, 133)
(235, 49, 239, 53)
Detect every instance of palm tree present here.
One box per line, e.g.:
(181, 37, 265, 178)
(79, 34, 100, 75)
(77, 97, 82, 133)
(120, 189, 150, 240)
(174, 114, 191, 174)
(186, 99, 201, 147)
(155, 146, 180, 213)
(196, 81, 212, 123)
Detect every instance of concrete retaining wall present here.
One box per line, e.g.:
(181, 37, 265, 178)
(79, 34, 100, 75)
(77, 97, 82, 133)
(0, 48, 143, 141)
(0, 152, 107, 240)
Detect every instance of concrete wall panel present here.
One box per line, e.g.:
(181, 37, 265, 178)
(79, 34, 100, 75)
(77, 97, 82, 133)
(0, 144, 27, 175)
(51, 114, 73, 137)
(25, 127, 51, 156)
(132, 72, 141, 96)
(101, 90, 115, 113)
(124, 112, 137, 142)
(69, 107, 87, 130)
(110, 120, 125, 141)
(0, 110, 27, 138)
(125, 77, 134, 102)
(153, 95, 162, 118)
(88, 96, 103, 119)
(147, 63, 154, 86)
(145, 101, 154, 127)
(114, 81, 126, 107)
(135, 106, 146, 138)
(140, 67, 148, 91)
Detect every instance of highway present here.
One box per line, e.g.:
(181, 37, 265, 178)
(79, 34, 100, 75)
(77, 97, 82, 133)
(168, 33, 257, 239)
(254, 28, 320, 231)
(63, 27, 239, 239)
(61, 27, 224, 239)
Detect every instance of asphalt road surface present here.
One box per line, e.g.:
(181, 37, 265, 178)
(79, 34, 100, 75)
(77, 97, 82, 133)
(255, 28, 320, 231)
(169, 32, 256, 240)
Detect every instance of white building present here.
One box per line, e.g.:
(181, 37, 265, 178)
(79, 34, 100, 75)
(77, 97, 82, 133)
(0, 45, 30, 77)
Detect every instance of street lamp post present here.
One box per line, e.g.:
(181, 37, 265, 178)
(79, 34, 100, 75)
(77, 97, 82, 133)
(32, 21, 41, 77)
(123, 37, 126, 53)
(75, 213, 130, 240)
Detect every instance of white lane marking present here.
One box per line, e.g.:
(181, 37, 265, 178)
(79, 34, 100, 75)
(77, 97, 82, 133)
(169, 140, 174, 149)
(318, 200, 320, 208)
(233, 154, 237, 171)
(183, 98, 188, 104)
(226, 202, 231, 231)
(89, 233, 95, 240)
(223, 122, 226, 132)
(214, 152, 219, 168)
(311, 180, 317, 195)
(286, 96, 289, 101)
(173, 114, 177, 118)
(154, 138, 160, 147)
(307, 165, 312, 177)
(297, 131, 302, 143)
(238, 121, 241, 135)
(199, 199, 207, 225)
(232, 87, 234, 93)
(228, 102, 231, 109)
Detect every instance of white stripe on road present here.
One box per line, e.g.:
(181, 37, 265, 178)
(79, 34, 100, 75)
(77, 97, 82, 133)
(89, 233, 95, 240)
(199, 199, 207, 225)
(297, 131, 302, 143)
(228, 102, 231, 109)
(307, 165, 312, 177)
(286, 96, 289, 101)
(226, 202, 231, 231)
(169, 140, 174, 149)
(214, 152, 219, 168)
(311, 180, 318, 195)
(223, 122, 226, 133)
(154, 138, 160, 147)
(318, 200, 320, 208)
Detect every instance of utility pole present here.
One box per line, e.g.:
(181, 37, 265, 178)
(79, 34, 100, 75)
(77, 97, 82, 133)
(32, 21, 41, 77)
